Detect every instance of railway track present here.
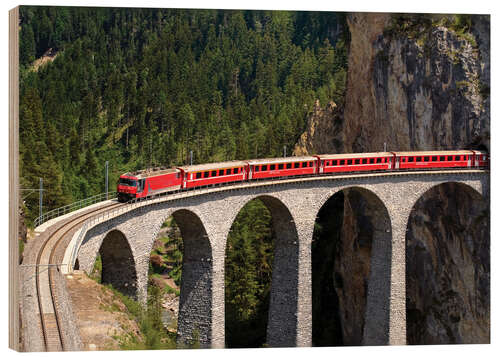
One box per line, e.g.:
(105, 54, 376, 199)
(34, 201, 123, 351)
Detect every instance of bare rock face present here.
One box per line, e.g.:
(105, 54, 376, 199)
(293, 100, 343, 155)
(345, 14, 489, 152)
(342, 13, 391, 153)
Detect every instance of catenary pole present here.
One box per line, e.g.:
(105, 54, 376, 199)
(105, 161, 109, 200)
(39, 178, 43, 219)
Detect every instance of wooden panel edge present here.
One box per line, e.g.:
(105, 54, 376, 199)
(9, 5, 20, 352)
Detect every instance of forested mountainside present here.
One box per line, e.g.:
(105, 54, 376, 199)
(19, 6, 348, 223)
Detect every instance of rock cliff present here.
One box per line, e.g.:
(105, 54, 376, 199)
(303, 12, 490, 345)
(293, 100, 343, 156)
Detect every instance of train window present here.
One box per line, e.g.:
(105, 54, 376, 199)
(361, 159, 366, 164)
(370, 158, 375, 164)
(455, 155, 460, 161)
(294, 162, 300, 168)
(432, 156, 437, 161)
(270, 164, 275, 170)
(376, 158, 381, 163)
(339, 160, 344, 165)
(203, 171, 209, 178)
(255, 166, 260, 172)
(416, 157, 422, 162)
(407, 157, 414, 162)
(332, 160, 337, 166)
(286, 163, 291, 169)
(233, 168, 238, 174)
(278, 164, 284, 170)
(211, 170, 216, 176)
(196, 172, 202, 179)
(424, 157, 429, 162)
(262, 165, 267, 171)
(219, 170, 224, 176)
(440, 156, 445, 161)
(347, 159, 352, 165)
(355, 159, 360, 164)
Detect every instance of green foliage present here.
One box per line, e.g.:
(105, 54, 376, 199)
(90, 254, 102, 283)
(105, 283, 177, 350)
(385, 13, 478, 49)
(19, 6, 348, 224)
(163, 284, 180, 297)
(225, 199, 274, 347)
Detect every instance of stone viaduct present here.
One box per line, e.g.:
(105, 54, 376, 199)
(69, 170, 488, 348)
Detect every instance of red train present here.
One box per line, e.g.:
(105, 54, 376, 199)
(117, 150, 489, 202)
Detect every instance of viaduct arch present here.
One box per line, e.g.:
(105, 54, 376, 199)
(71, 171, 488, 348)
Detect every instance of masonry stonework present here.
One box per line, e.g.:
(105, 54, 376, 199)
(74, 171, 488, 348)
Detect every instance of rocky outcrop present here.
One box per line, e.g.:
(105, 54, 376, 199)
(293, 100, 343, 156)
(345, 14, 489, 152)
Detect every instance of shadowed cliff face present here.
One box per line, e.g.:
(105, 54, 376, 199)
(406, 183, 489, 344)
(302, 13, 490, 345)
(313, 188, 391, 346)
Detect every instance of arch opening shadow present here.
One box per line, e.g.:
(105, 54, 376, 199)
(99, 230, 138, 298)
(225, 195, 299, 348)
(406, 182, 490, 345)
(312, 187, 392, 346)
(149, 209, 213, 347)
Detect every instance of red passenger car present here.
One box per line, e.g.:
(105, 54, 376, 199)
(247, 156, 317, 180)
(470, 150, 489, 168)
(179, 161, 248, 189)
(316, 152, 395, 173)
(394, 150, 474, 170)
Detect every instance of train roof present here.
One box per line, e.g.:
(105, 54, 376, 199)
(317, 152, 393, 160)
(122, 167, 179, 179)
(246, 156, 317, 165)
(393, 150, 475, 156)
(178, 160, 247, 172)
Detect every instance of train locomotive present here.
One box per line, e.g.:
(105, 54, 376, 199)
(117, 150, 489, 202)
